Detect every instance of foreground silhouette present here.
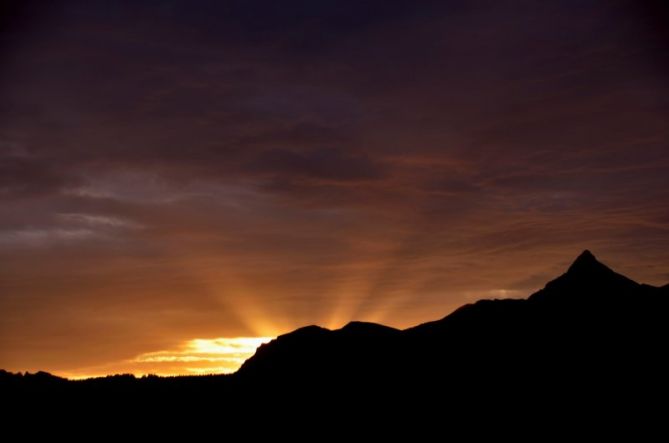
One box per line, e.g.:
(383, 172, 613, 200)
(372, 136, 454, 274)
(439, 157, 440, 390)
(3, 251, 668, 425)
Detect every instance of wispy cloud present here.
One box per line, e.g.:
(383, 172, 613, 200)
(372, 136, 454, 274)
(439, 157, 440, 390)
(0, 228, 96, 246)
(58, 213, 143, 229)
(55, 337, 273, 379)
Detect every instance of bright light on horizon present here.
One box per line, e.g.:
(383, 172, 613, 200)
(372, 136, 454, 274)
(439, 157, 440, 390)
(55, 336, 274, 380)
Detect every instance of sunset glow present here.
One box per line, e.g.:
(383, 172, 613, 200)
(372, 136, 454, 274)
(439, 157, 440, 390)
(58, 337, 273, 379)
(1, 0, 668, 379)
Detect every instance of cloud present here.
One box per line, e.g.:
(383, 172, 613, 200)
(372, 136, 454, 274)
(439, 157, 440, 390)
(0, 155, 75, 199)
(0, 228, 96, 246)
(57, 213, 142, 229)
(52, 337, 273, 378)
(246, 147, 384, 183)
(131, 337, 271, 371)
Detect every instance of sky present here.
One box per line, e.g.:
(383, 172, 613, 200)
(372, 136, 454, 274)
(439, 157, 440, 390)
(1, 0, 669, 377)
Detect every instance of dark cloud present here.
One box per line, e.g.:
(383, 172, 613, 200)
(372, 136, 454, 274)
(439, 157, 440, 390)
(246, 147, 384, 182)
(0, 151, 77, 198)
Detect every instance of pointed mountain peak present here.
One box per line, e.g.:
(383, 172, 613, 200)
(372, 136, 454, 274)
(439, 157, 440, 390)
(575, 249, 596, 262)
(529, 250, 640, 303)
(564, 250, 630, 281)
(565, 249, 624, 279)
(567, 249, 604, 273)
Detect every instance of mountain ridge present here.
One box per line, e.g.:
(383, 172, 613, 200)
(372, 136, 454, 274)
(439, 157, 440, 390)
(236, 250, 667, 383)
(3, 250, 668, 421)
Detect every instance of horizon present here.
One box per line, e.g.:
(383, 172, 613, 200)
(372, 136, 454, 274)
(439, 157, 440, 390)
(5, 249, 667, 379)
(2, 1, 669, 378)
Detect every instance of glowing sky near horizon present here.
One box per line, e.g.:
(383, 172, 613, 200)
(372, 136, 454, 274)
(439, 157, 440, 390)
(58, 337, 272, 379)
(1, 0, 669, 377)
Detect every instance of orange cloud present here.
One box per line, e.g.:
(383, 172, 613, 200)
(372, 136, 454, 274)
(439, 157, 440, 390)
(56, 337, 273, 379)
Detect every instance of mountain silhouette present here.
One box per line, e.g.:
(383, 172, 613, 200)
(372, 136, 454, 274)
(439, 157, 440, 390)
(530, 249, 643, 302)
(234, 250, 669, 402)
(2, 250, 668, 425)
